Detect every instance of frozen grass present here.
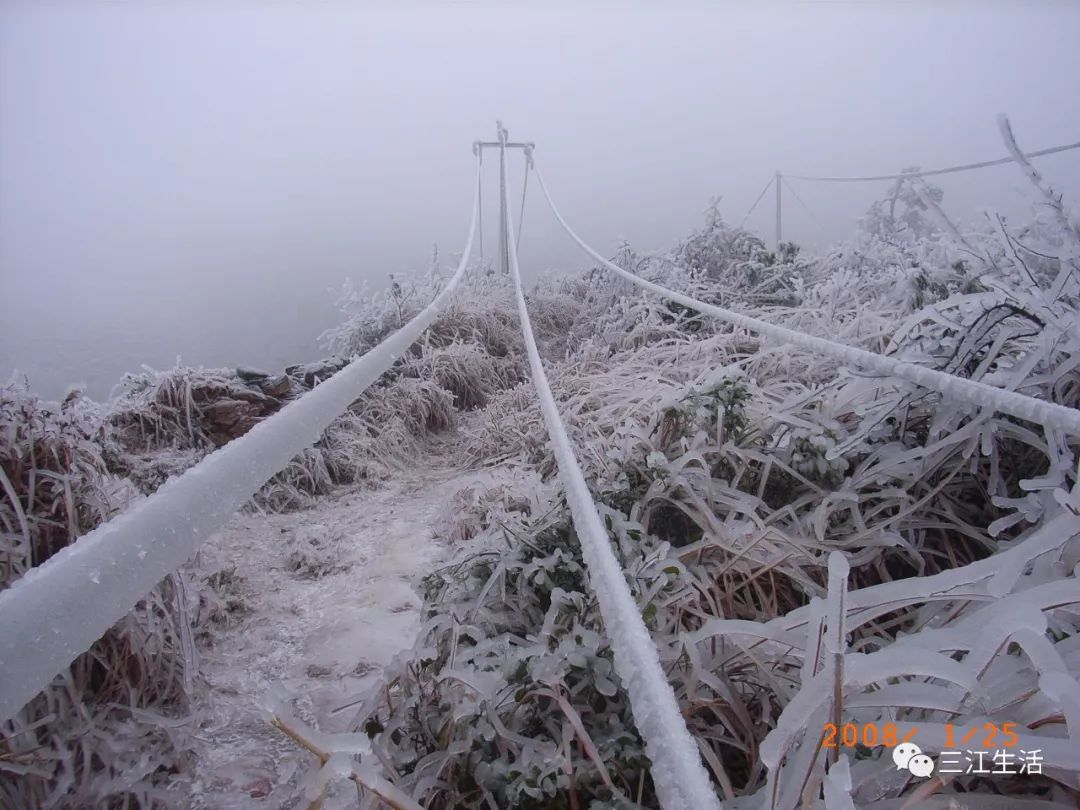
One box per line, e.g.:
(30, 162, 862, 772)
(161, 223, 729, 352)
(1, 258, 529, 803)
(0, 384, 195, 807)
(4, 121, 1078, 807)
(360, 151, 1080, 808)
(100, 277, 527, 512)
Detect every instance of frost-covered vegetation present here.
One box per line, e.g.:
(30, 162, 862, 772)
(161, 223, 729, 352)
(346, 161, 1080, 808)
(0, 268, 528, 806)
(3, 140, 1079, 808)
(0, 387, 194, 807)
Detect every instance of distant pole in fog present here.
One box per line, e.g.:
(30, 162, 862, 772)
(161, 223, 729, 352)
(775, 170, 783, 251)
(475, 123, 534, 275)
(498, 121, 510, 275)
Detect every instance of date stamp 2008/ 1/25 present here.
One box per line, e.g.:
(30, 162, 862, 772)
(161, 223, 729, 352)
(820, 722, 1044, 778)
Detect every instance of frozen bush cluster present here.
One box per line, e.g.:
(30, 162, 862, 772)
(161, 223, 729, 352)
(366, 151, 1080, 808)
(4, 124, 1079, 808)
(0, 261, 528, 803)
(1, 384, 195, 807)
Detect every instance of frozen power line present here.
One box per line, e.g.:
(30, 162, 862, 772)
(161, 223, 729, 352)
(0, 156, 484, 722)
(784, 139, 1080, 183)
(531, 159, 1080, 439)
(503, 161, 723, 810)
(740, 175, 775, 226)
(781, 174, 826, 232)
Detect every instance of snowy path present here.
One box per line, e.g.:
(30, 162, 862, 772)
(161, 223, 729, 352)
(186, 461, 475, 808)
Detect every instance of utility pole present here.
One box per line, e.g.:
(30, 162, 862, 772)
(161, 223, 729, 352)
(497, 121, 509, 275)
(473, 122, 534, 275)
(775, 171, 782, 253)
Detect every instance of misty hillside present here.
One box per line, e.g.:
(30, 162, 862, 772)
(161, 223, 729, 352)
(3, 152, 1080, 810)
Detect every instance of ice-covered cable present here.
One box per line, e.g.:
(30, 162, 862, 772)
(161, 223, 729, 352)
(516, 155, 529, 250)
(781, 175, 826, 232)
(502, 166, 723, 810)
(740, 176, 775, 227)
(531, 160, 1080, 438)
(0, 156, 484, 723)
(785, 139, 1080, 183)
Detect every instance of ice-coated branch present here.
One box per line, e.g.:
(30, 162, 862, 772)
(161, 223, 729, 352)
(998, 113, 1080, 299)
(997, 114, 1080, 243)
(269, 713, 422, 810)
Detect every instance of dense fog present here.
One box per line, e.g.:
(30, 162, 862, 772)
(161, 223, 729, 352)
(2, 1, 1078, 398)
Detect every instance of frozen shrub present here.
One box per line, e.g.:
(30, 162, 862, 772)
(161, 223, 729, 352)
(438, 482, 533, 543)
(197, 566, 250, 631)
(284, 524, 350, 580)
(0, 383, 195, 807)
(351, 151, 1080, 808)
(408, 342, 525, 411)
(356, 512, 680, 809)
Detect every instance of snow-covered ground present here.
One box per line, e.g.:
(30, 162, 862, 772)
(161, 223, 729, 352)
(186, 454, 489, 808)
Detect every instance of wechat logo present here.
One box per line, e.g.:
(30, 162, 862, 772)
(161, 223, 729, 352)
(893, 742, 935, 778)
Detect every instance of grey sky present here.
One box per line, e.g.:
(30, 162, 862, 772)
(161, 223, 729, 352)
(2, 1, 1079, 399)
